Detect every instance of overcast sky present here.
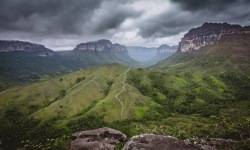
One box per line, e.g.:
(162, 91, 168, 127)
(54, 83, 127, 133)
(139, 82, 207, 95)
(0, 0, 250, 50)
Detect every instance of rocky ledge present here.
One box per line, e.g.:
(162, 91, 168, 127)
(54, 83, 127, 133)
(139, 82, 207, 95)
(71, 128, 198, 150)
(71, 128, 249, 150)
(0, 40, 56, 57)
(71, 127, 126, 150)
(74, 39, 128, 55)
(123, 134, 198, 150)
(179, 22, 250, 52)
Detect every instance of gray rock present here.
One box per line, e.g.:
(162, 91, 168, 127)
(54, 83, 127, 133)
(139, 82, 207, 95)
(122, 134, 199, 150)
(71, 127, 126, 150)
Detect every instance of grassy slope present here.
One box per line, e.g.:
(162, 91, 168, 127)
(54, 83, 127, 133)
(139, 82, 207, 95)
(57, 50, 141, 68)
(0, 63, 149, 122)
(0, 52, 71, 91)
(0, 50, 140, 92)
(151, 34, 250, 116)
(155, 34, 250, 70)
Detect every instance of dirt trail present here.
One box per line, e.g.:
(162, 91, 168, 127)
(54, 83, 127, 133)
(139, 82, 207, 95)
(115, 68, 130, 120)
(0, 88, 17, 95)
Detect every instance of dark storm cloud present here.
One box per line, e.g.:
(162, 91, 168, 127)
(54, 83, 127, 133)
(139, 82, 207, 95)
(170, 0, 250, 12)
(138, 10, 198, 38)
(0, 0, 103, 34)
(1, 0, 250, 49)
(90, 1, 141, 34)
(0, 0, 139, 35)
(137, 0, 250, 38)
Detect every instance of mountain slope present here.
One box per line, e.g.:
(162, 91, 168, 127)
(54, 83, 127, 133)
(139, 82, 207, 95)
(155, 34, 250, 71)
(57, 49, 140, 69)
(0, 40, 140, 91)
(0, 63, 149, 121)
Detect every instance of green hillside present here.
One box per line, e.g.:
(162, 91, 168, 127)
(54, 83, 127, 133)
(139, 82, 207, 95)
(57, 50, 141, 69)
(0, 50, 140, 92)
(0, 52, 70, 91)
(0, 34, 249, 149)
(155, 34, 250, 70)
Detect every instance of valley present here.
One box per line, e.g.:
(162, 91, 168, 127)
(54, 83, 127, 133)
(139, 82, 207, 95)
(127, 44, 177, 67)
(0, 23, 249, 149)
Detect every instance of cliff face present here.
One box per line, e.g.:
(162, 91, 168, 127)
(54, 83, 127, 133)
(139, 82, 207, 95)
(0, 40, 56, 57)
(179, 22, 250, 52)
(75, 39, 128, 55)
(157, 44, 177, 54)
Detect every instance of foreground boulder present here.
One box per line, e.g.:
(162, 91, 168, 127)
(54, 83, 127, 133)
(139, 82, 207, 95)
(71, 127, 126, 150)
(122, 134, 199, 150)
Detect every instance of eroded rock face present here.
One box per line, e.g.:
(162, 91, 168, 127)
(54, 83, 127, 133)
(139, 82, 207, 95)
(157, 44, 178, 54)
(71, 127, 126, 150)
(75, 39, 128, 55)
(0, 40, 56, 57)
(122, 134, 199, 150)
(179, 22, 250, 52)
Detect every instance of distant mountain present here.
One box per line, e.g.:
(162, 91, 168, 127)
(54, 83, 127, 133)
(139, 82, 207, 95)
(179, 22, 250, 52)
(0, 39, 140, 91)
(157, 44, 178, 54)
(127, 46, 157, 62)
(127, 45, 178, 67)
(0, 40, 56, 57)
(155, 22, 250, 68)
(75, 39, 128, 55)
(62, 39, 139, 67)
(143, 44, 178, 66)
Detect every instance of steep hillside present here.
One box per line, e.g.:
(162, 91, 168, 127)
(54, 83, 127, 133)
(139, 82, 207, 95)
(59, 39, 141, 68)
(0, 40, 140, 91)
(155, 34, 250, 70)
(179, 22, 250, 52)
(0, 40, 56, 57)
(0, 63, 151, 149)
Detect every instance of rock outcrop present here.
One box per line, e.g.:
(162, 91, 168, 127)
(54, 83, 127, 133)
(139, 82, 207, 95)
(70, 128, 244, 150)
(157, 44, 178, 54)
(122, 134, 198, 150)
(179, 22, 250, 52)
(75, 39, 128, 55)
(0, 40, 56, 57)
(71, 127, 126, 150)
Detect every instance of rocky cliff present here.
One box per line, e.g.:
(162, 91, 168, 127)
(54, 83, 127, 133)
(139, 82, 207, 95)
(179, 22, 250, 52)
(75, 39, 128, 55)
(0, 40, 56, 57)
(157, 44, 177, 54)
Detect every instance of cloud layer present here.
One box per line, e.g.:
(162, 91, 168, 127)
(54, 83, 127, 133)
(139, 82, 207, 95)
(0, 0, 249, 49)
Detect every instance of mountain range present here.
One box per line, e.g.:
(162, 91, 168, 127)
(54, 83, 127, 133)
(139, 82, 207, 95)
(0, 39, 140, 91)
(0, 22, 250, 149)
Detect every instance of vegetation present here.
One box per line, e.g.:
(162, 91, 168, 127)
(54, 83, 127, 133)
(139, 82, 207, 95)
(0, 34, 249, 149)
(0, 50, 140, 92)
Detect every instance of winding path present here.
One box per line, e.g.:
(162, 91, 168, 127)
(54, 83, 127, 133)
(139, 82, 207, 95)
(115, 68, 130, 120)
(0, 88, 17, 95)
